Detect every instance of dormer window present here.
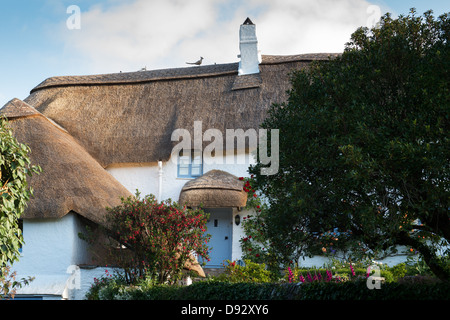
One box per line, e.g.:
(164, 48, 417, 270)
(178, 150, 202, 178)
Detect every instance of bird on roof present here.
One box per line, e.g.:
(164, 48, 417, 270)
(186, 57, 203, 66)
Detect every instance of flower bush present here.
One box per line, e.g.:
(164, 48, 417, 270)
(82, 191, 211, 285)
(283, 258, 400, 285)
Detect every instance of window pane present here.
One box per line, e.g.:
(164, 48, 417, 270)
(192, 156, 202, 165)
(178, 150, 203, 177)
(178, 166, 189, 176)
(179, 155, 190, 165)
(191, 165, 201, 176)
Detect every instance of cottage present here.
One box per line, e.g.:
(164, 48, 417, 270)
(1, 19, 337, 299)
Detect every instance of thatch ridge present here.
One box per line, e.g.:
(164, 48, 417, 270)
(1, 98, 41, 119)
(29, 54, 338, 93)
(0, 98, 132, 222)
(30, 63, 239, 93)
(260, 53, 340, 64)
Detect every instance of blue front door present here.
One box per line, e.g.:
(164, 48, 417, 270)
(203, 208, 232, 267)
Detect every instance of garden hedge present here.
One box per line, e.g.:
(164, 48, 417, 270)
(93, 279, 450, 300)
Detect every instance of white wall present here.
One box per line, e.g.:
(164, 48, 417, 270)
(12, 213, 92, 299)
(231, 208, 253, 262)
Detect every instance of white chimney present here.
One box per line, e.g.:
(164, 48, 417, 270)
(238, 18, 261, 76)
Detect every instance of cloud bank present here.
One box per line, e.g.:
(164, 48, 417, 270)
(61, 0, 376, 74)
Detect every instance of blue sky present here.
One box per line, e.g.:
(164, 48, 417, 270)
(0, 0, 448, 107)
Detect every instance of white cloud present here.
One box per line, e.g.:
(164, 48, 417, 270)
(253, 0, 374, 54)
(61, 0, 376, 74)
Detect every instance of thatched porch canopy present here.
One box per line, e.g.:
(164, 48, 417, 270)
(0, 98, 132, 224)
(179, 170, 247, 208)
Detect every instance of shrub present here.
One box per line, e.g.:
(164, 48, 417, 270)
(214, 260, 272, 283)
(390, 263, 408, 280)
(0, 117, 40, 268)
(86, 278, 450, 300)
(81, 192, 211, 285)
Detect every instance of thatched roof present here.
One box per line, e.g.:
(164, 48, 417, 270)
(179, 170, 247, 208)
(25, 54, 338, 167)
(0, 98, 132, 222)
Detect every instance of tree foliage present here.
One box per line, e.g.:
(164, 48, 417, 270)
(248, 10, 450, 281)
(0, 117, 40, 268)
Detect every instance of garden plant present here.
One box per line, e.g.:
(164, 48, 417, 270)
(81, 191, 211, 285)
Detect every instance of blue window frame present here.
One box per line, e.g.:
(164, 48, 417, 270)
(178, 150, 202, 178)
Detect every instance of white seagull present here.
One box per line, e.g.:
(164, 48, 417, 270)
(186, 57, 203, 66)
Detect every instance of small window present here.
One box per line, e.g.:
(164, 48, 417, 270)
(178, 150, 203, 178)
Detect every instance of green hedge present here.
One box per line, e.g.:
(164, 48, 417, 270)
(292, 267, 395, 283)
(91, 279, 450, 300)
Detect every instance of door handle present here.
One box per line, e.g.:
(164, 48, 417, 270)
(225, 236, 228, 240)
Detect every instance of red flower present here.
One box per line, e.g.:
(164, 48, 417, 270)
(238, 177, 244, 180)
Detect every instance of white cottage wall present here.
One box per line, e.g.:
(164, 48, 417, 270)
(13, 213, 92, 299)
(232, 208, 253, 262)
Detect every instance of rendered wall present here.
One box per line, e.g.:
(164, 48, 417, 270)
(12, 213, 91, 299)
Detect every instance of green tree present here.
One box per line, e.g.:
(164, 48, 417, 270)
(0, 117, 40, 269)
(249, 10, 450, 281)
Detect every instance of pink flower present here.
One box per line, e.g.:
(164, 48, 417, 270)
(326, 270, 332, 282)
(288, 267, 294, 283)
(299, 274, 305, 283)
(350, 263, 355, 277)
(313, 273, 319, 281)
